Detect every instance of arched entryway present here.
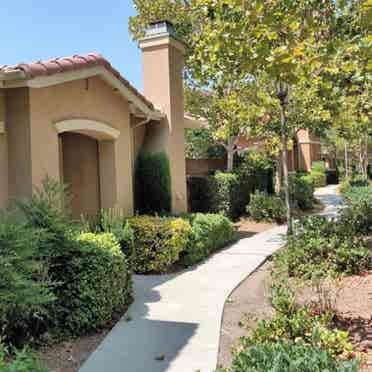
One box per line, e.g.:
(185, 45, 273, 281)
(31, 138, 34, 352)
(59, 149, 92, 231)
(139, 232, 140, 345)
(56, 119, 120, 219)
(60, 132, 101, 218)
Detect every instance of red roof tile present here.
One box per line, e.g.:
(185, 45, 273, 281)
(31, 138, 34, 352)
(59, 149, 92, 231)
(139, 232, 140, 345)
(0, 53, 155, 111)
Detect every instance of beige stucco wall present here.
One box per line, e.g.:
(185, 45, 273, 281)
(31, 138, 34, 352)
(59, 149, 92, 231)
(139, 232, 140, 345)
(6, 88, 33, 200)
(141, 40, 188, 213)
(0, 91, 8, 208)
(28, 76, 134, 215)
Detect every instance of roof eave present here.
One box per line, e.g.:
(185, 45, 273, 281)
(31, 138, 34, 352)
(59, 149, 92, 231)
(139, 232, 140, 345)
(0, 66, 164, 121)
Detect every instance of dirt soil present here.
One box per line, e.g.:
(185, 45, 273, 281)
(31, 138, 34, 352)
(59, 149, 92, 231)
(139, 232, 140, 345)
(218, 260, 274, 368)
(235, 217, 275, 239)
(218, 261, 372, 371)
(37, 310, 130, 372)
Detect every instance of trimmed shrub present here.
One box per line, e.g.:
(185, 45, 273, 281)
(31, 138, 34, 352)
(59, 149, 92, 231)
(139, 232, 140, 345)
(210, 172, 240, 219)
(0, 220, 55, 347)
(248, 191, 286, 224)
(187, 167, 273, 218)
(180, 213, 236, 266)
(341, 186, 372, 235)
(288, 174, 314, 210)
(134, 151, 171, 215)
(0, 343, 46, 372)
(128, 216, 191, 273)
(50, 233, 132, 335)
(187, 176, 213, 213)
(227, 342, 358, 372)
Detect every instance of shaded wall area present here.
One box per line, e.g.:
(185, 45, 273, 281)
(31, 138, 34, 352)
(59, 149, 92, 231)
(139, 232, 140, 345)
(61, 133, 101, 219)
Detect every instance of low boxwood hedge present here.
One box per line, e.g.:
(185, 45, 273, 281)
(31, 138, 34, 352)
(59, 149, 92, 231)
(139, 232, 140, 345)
(128, 216, 192, 273)
(51, 233, 132, 335)
(180, 213, 237, 266)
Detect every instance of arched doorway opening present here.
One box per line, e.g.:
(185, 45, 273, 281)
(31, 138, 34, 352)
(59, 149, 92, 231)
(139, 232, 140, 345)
(60, 132, 100, 219)
(56, 119, 120, 219)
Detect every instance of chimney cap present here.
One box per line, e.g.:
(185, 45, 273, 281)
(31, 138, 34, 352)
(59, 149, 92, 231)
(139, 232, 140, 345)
(144, 20, 178, 40)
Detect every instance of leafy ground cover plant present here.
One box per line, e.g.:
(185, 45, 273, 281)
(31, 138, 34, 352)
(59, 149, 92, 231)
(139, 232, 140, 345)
(275, 216, 371, 280)
(180, 213, 236, 266)
(241, 281, 355, 359)
(0, 343, 46, 372)
(127, 216, 192, 273)
(340, 185, 372, 235)
(247, 191, 286, 224)
(223, 341, 358, 372)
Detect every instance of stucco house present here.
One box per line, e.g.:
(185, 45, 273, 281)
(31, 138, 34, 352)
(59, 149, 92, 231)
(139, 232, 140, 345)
(0, 21, 200, 218)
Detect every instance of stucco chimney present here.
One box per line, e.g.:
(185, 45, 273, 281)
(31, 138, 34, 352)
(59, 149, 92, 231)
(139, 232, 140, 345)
(139, 21, 187, 213)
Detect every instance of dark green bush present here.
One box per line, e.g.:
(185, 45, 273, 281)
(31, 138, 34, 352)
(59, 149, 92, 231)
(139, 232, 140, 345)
(51, 233, 132, 335)
(210, 172, 240, 219)
(0, 343, 46, 372)
(187, 165, 273, 218)
(340, 186, 372, 235)
(0, 220, 55, 346)
(326, 169, 339, 185)
(227, 342, 358, 372)
(128, 216, 191, 273)
(288, 174, 314, 210)
(180, 213, 236, 266)
(187, 176, 213, 213)
(276, 216, 371, 279)
(247, 191, 286, 224)
(134, 151, 171, 214)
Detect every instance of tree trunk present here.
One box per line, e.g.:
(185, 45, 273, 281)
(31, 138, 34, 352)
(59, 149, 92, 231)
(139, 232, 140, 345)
(344, 143, 349, 178)
(280, 103, 293, 235)
(227, 148, 234, 172)
(275, 156, 282, 194)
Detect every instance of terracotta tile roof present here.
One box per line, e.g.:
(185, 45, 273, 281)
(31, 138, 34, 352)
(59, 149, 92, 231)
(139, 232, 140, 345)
(0, 52, 155, 111)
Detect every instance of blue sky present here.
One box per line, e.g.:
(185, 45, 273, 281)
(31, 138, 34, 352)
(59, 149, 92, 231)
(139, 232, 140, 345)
(1, 1, 144, 89)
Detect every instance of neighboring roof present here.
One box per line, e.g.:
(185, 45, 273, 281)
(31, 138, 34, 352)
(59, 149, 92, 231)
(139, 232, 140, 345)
(0, 53, 163, 119)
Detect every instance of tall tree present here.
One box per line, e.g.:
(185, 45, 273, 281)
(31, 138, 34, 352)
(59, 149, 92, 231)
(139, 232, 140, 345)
(187, 0, 336, 233)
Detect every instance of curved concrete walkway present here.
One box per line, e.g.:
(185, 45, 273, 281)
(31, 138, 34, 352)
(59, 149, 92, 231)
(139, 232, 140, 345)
(80, 185, 340, 372)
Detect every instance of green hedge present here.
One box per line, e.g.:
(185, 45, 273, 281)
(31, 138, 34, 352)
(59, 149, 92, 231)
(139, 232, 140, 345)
(187, 176, 213, 213)
(51, 233, 132, 335)
(128, 216, 191, 273)
(134, 152, 171, 214)
(187, 169, 272, 219)
(180, 213, 237, 266)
